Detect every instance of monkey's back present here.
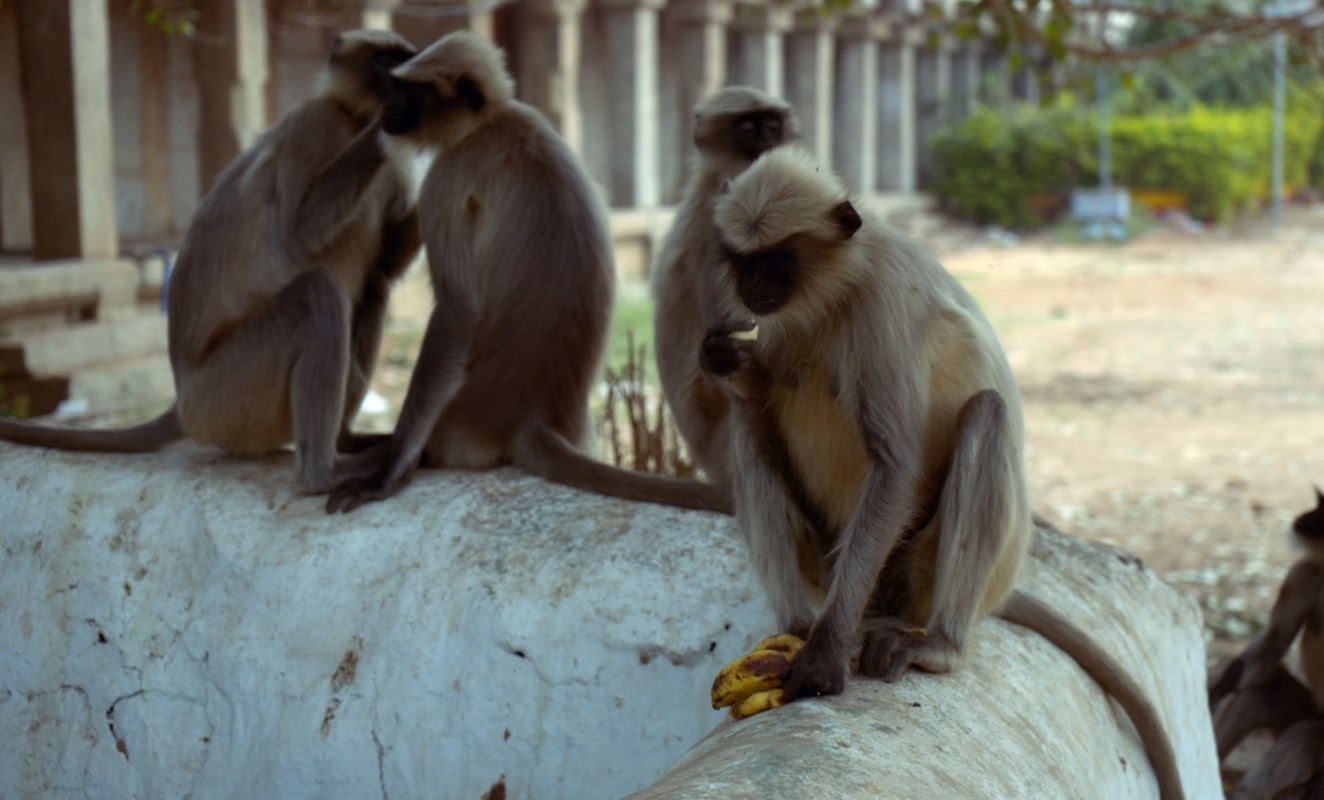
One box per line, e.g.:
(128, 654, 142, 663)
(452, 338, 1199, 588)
(417, 102, 615, 468)
(858, 226, 1031, 616)
(167, 99, 379, 372)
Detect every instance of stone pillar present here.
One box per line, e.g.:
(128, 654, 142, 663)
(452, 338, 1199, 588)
(784, 7, 837, 164)
(139, 27, 174, 239)
(14, 0, 118, 260)
(345, 3, 394, 31)
(0, 0, 33, 252)
(392, 1, 495, 47)
(948, 42, 981, 120)
(1012, 47, 1041, 105)
(728, 2, 790, 97)
(877, 24, 918, 192)
(518, 0, 587, 155)
(108, 0, 176, 241)
(600, 0, 663, 208)
(194, 0, 269, 193)
(915, 29, 951, 190)
(667, 0, 731, 198)
(833, 13, 884, 195)
(980, 48, 1011, 105)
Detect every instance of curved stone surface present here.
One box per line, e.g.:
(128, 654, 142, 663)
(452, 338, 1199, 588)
(0, 442, 1220, 798)
(632, 526, 1223, 799)
(0, 442, 774, 799)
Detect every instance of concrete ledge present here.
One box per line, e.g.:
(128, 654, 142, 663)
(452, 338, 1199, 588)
(3, 312, 167, 375)
(0, 258, 140, 325)
(0, 443, 1221, 799)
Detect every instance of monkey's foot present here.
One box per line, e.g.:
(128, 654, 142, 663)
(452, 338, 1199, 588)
(710, 633, 804, 720)
(325, 475, 401, 513)
(858, 618, 957, 683)
(295, 455, 337, 496)
(780, 636, 847, 700)
(324, 456, 413, 513)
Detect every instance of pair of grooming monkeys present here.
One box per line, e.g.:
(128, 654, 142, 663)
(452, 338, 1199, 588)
(0, 30, 1185, 798)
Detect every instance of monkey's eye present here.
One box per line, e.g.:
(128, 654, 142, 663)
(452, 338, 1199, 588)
(734, 118, 758, 136)
(763, 118, 782, 136)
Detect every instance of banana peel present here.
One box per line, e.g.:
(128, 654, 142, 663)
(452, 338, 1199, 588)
(710, 633, 805, 719)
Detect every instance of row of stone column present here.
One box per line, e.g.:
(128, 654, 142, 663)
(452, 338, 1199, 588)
(0, 0, 1038, 262)
(504, 0, 1018, 208)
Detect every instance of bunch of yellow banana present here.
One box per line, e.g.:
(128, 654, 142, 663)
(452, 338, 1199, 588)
(710, 633, 805, 720)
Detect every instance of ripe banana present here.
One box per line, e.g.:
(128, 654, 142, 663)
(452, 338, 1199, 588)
(710, 633, 806, 717)
(730, 688, 788, 720)
(751, 633, 805, 655)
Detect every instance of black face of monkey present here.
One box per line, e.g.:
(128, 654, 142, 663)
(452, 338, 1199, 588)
(720, 201, 861, 317)
(383, 79, 427, 134)
(723, 245, 798, 316)
(369, 47, 415, 98)
(329, 36, 417, 102)
(382, 75, 487, 135)
(731, 111, 787, 161)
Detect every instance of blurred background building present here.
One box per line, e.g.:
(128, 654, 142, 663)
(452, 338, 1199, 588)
(0, 0, 1029, 419)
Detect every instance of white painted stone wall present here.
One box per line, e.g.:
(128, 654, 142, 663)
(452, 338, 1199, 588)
(0, 442, 1220, 799)
(0, 442, 775, 799)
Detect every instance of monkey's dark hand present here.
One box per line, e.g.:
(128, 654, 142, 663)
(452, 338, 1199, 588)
(325, 445, 415, 513)
(700, 321, 758, 378)
(779, 638, 847, 700)
(859, 620, 957, 683)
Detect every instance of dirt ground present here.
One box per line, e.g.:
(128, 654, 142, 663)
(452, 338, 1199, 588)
(936, 205, 1324, 663)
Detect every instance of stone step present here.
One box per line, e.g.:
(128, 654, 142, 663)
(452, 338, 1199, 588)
(0, 310, 168, 375)
(0, 258, 141, 328)
(0, 373, 70, 418)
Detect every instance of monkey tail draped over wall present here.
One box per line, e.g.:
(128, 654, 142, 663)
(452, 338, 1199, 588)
(0, 443, 1219, 799)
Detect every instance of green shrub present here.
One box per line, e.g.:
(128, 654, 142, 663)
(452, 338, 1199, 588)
(931, 100, 1323, 227)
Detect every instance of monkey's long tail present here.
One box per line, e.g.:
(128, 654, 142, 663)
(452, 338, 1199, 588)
(1000, 590, 1185, 800)
(514, 426, 733, 515)
(0, 407, 183, 452)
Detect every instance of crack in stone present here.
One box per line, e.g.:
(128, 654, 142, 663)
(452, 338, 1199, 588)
(373, 728, 390, 800)
(106, 690, 145, 761)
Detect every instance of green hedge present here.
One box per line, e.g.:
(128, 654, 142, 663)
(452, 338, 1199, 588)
(931, 102, 1323, 228)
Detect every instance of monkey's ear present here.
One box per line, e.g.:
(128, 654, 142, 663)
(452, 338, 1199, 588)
(831, 200, 862, 238)
(456, 75, 486, 111)
(1314, 485, 1323, 508)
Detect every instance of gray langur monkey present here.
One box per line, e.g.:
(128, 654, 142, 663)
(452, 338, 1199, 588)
(325, 32, 729, 515)
(1209, 488, 1324, 799)
(0, 30, 422, 494)
(701, 147, 1184, 799)
(651, 86, 798, 488)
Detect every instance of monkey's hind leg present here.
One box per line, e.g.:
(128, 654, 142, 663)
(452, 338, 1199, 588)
(1213, 663, 1316, 759)
(179, 268, 351, 493)
(859, 389, 1016, 682)
(1230, 719, 1324, 800)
